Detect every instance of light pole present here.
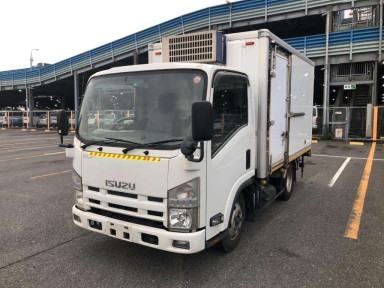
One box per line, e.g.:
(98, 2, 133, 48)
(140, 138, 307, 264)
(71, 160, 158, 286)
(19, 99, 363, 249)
(27, 49, 39, 115)
(30, 48, 39, 68)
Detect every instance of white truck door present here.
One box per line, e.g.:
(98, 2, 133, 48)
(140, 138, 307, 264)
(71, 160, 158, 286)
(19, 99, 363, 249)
(206, 72, 255, 240)
(269, 53, 289, 167)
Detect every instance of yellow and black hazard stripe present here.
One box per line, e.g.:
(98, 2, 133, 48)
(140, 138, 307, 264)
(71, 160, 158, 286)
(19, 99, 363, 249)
(88, 152, 161, 162)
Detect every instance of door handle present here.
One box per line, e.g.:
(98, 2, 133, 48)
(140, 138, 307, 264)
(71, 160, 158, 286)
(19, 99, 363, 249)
(246, 149, 251, 169)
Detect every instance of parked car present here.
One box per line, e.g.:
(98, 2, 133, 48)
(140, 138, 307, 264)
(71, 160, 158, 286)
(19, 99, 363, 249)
(312, 106, 321, 134)
(36, 113, 58, 128)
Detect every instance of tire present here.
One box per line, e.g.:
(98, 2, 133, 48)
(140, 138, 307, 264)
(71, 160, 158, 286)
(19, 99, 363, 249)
(219, 194, 245, 253)
(279, 165, 294, 201)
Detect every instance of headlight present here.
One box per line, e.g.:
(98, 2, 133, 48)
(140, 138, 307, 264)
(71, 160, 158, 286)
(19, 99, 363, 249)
(72, 169, 85, 210)
(75, 189, 84, 206)
(72, 169, 82, 191)
(168, 178, 199, 231)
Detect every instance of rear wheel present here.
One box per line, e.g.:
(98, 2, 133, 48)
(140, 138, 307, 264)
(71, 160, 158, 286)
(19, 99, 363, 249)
(219, 194, 245, 253)
(279, 165, 294, 201)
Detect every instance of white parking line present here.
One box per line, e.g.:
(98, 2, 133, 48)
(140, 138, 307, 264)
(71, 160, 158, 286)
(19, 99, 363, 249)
(0, 138, 73, 150)
(0, 152, 65, 162)
(312, 154, 384, 161)
(328, 157, 351, 188)
(0, 137, 64, 143)
(0, 143, 71, 153)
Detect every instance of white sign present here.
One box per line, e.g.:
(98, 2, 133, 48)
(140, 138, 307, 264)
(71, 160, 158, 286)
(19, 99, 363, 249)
(344, 84, 356, 90)
(335, 128, 343, 138)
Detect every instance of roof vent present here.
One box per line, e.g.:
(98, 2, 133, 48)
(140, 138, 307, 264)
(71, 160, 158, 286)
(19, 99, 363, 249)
(162, 31, 225, 64)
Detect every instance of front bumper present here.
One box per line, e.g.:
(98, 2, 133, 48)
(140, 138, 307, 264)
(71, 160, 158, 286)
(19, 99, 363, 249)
(72, 206, 205, 254)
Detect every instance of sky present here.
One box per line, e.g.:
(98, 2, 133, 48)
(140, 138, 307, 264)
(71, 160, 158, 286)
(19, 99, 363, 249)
(0, 0, 240, 71)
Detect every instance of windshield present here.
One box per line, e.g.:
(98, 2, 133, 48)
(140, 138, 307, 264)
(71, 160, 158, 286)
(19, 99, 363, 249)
(78, 69, 207, 148)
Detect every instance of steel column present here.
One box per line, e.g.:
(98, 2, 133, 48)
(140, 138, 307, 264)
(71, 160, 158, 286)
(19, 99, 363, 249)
(134, 51, 138, 65)
(74, 71, 79, 128)
(323, 11, 331, 137)
(29, 88, 34, 128)
(373, 61, 378, 106)
(379, 0, 383, 62)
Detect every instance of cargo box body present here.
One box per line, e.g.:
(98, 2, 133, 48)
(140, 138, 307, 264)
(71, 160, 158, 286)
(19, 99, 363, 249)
(225, 31, 314, 177)
(150, 29, 314, 179)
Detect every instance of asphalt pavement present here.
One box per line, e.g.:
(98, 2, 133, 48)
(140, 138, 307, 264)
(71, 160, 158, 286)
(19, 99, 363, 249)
(0, 130, 383, 288)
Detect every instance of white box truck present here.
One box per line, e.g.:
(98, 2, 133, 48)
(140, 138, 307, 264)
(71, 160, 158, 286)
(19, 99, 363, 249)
(58, 29, 314, 254)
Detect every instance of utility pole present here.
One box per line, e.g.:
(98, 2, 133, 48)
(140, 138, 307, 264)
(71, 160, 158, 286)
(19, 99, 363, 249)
(28, 49, 39, 113)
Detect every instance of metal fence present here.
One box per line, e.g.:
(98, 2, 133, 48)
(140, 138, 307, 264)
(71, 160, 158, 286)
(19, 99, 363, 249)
(0, 110, 76, 132)
(316, 106, 384, 140)
(0, 109, 136, 132)
(1, 107, 383, 141)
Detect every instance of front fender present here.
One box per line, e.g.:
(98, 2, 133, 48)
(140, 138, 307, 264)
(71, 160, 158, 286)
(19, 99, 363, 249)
(222, 171, 255, 229)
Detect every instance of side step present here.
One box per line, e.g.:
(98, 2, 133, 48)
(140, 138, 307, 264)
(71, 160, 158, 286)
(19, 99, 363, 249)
(244, 182, 285, 222)
(256, 182, 284, 212)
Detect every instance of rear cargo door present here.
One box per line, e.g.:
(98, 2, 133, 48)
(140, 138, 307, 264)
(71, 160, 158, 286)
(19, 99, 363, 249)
(269, 53, 289, 167)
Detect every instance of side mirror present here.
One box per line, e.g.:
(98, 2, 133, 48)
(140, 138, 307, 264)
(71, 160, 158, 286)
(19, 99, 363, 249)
(192, 101, 213, 141)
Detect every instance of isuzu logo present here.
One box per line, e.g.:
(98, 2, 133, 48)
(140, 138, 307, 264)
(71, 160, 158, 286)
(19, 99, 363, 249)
(105, 180, 136, 190)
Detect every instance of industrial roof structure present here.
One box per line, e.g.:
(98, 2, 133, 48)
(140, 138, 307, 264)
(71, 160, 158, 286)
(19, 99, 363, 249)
(0, 0, 380, 108)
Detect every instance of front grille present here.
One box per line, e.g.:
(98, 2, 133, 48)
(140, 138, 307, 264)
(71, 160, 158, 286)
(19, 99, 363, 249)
(89, 198, 100, 205)
(90, 208, 165, 229)
(148, 210, 163, 217)
(148, 196, 163, 203)
(84, 187, 166, 227)
(108, 190, 137, 199)
(109, 203, 138, 212)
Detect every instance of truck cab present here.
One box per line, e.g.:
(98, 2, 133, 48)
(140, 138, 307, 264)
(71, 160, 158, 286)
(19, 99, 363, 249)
(64, 30, 314, 254)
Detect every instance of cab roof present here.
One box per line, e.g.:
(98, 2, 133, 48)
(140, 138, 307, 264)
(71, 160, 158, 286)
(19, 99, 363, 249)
(90, 63, 229, 80)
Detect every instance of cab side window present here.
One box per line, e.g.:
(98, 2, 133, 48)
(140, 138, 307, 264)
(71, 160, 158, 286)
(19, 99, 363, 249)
(212, 73, 248, 155)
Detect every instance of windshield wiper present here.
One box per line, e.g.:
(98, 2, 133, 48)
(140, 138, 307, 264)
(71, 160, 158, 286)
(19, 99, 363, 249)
(81, 139, 116, 150)
(105, 137, 141, 145)
(81, 137, 182, 153)
(81, 137, 140, 150)
(122, 138, 183, 154)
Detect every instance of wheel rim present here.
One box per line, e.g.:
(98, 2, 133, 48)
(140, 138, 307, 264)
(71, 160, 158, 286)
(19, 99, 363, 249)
(286, 168, 293, 193)
(228, 202, 243, 240)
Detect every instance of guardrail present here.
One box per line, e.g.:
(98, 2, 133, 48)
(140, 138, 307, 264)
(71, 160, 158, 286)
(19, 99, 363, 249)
(0, 0, 368, 89)
(285, 26, 381, 58)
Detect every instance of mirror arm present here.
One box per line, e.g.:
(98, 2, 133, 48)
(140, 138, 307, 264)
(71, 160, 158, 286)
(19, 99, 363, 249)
(186, 141, 204, 163)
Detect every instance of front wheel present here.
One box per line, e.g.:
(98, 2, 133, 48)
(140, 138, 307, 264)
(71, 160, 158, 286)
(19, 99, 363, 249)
(219, 194, 245, 253)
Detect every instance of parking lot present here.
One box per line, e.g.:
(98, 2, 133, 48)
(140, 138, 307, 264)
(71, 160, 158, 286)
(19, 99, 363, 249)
(0, 130, 383, 288)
